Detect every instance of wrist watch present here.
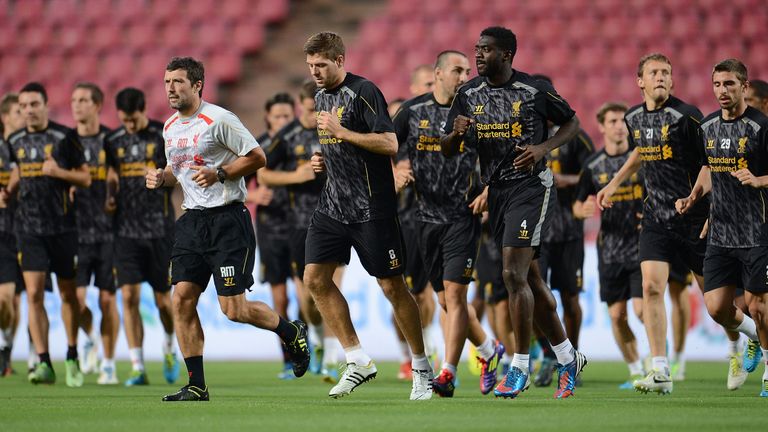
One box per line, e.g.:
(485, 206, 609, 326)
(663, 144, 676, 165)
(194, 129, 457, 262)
(216, 167, 227, 183)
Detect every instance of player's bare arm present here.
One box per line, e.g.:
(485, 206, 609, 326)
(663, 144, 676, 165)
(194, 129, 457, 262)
(440, 115, 473, 157)
(597, 147, 641, 209)
(42, 158, 91, 188)
(317, 107, 397, 155)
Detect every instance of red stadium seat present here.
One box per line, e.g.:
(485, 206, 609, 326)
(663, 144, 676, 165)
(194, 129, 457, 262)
(101, 50, 135, 85)
(220, 0, 250, 22)
(357, 17, 393, 49)
(389, 0, 418, 18)
(20, 23, 54, 55)
(125, 21, 159, 54)
(13, 0, 45, 25)
(149, 0, 181, 23)
(740, 11, 768, 43)
(81, 0, 115, 25)
(422, 0, 452, 17)
(90, 22, 122, 54)
(45, 0, 79, 25)
(231, 19, 266, 54)
(56, 23, 87, 53)
(33, 52, 66, 83)
(114, 0, 147, 25)
(138, 51, 171, 78)
(257, 0, 289, 23)
(65, 53, 100, 83)
(394, 18, 427, 51)
(207, 50, 242, 83)
(195, 21, 228, 54)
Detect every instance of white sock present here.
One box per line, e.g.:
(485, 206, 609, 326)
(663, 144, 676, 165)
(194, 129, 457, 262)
(308, 325, 322, 347)
(729, 336, 742, 355)
(343, 345, 372, 366)
(86, 330, 98, 345)
(476, 337, 495, 360)
(101, 358, 115, 371)
(397, 339, 410, 362)
(628, 360, 644, 376)
(736, 316, 759, 341)
(411, 354, 430, 371)
(422, 324, 436, 355)
(27, 351, 37, 369)
(1, 328, 11, 344)
(163, 333, 175, 356)
(0, 329, 6, 349)
(441, 362, 457, 376)
(129, 347, 145, 372)
(322, 337, 338, 366)
(511, 353, 529, 371)
(762, 348, 768, 381)
(552, 339, 575, 365)
(652, 356, 669, 374)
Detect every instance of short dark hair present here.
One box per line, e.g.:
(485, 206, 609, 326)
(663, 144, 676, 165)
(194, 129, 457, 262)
(532, 74, 553, 84)
(299, 79, 318, 101)
(0, 93, 19, 116)
(166, 56, 205, 97)
(74, 82, 104, 106)
(713, 58, 748, 84)
(115, 87, 145, 113)
(19, 82, 48, 104)
(303, 31, 345, 61)
(265, 92, 295, 112)
(596, 102, 628, 124)
(480, 26, 517, 59)
(750, 79, 768, 99)
(637, 53, 672, 77)
(435, 51, 466, 69)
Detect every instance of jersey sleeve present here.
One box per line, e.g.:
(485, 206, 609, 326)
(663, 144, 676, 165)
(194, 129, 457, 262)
(155, 134, 168, 169)
(443, 88, 468, 136)
(356, 81, 395, 134)
(264, 136, 287, 170)
(574, 131, 595, 167)
(575, 165, 595, 201)
(212, 112, 260, 156)
(392, 105, 411, 162)
(536, 80, 576, 126)
(60, 129, 86, 169)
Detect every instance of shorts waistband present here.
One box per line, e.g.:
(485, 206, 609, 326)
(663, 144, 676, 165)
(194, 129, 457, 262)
(185, 202, 245, 215)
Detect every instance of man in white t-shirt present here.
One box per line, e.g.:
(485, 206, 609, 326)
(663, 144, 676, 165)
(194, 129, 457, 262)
(146, 57, 310, 402)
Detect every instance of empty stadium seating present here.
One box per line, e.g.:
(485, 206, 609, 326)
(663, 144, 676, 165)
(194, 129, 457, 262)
(0, 0, 287, 125)
(349, 0, 768, 142)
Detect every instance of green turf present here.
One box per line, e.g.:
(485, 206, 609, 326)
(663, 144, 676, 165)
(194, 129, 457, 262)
(0, 360, 764, 431)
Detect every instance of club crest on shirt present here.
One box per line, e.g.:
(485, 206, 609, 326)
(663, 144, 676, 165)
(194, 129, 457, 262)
(336, 106, 344, 120)
(512, 101, 521, 117)
(660, 124, 669, 142)
(738, 137, 747, 153)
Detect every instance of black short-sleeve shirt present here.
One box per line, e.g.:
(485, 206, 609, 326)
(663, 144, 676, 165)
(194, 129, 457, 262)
(75, 125, 113, 244)
(9, 121, 85, 235)
(105, 120, 174, 239)
(444, 70, 576, 185)
(700, 106, 768, 248)
(314, 73, 397, 224)
(266, 119, 325, 229)
(255, 132, 290, 236)
(394, 92, 480, 224)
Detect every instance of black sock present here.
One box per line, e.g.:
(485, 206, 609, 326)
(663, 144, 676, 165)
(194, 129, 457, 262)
(538, 338, 557, 360)
(39, 352, 52, 368)
(66, 345, 78, 361)
(274, 317, 298, 343)
(184, 355, 205, 388)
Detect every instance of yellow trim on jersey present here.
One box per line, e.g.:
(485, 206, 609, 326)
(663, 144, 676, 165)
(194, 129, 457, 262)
(363, 162, 372, 197)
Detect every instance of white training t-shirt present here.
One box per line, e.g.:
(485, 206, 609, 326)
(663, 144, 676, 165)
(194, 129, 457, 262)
(163, 101, 259, 210)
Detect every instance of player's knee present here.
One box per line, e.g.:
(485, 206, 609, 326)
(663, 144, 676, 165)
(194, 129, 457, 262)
(748, 298, 765, 321)
(641, 280, 664, 298)
(501, 268, 526, 291)
(609, 305, 627, 323)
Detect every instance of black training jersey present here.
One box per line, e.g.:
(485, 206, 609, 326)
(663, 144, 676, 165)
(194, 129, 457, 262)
(700, 106, 768, 248)
(577, 149, 644, 265)
(0, 139, 15, 234)
(394, 92, 480, 224)
(314, 73, 397, 224)
(266, 119, 325, 230)
(255, 132, 290, 237)
(444, 70, 576, 185)
(625, 96, 708, 225)
(75, 125, 113, 244)
(543, 128, 594, 242)
(105, 120, 174, 239)
(8, 121, 85, 236)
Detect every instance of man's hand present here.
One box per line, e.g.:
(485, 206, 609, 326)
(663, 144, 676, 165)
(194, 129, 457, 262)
(311, 152, 325, 174)
(317, 106, 346, 139)
(513, 144, 547, 172)
(731, 168, 765, 188)
(248, 185, 273, 206)
(699, 219, 709, 239)
(68, 185, 76, 203)
(0, 188, 8, 209)
(145, 168, 165, 189)
(675, 194, 697, 215)
(42, 154, 61, 178)
(468, 186, 489, 215)
(452, 115, 474, 136)
(596, 183, 617, 210)
(104, 196, 117, 214)
(579, 195, 597, 219)
(295, 163, 316, 183)
(189, 165, 218, 188)
(394, 167, 414, 193)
